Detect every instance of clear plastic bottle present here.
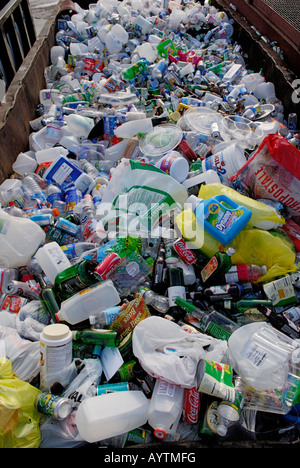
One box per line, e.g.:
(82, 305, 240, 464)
(148, 378, 184, 440)
(79, 194, 106, 243)
(22, 174, 47, 203)
(216, 392, 244, 437)
(139, 287, 169, 314)
(46, 184, 63, 207)
(61, 242, 96, 261)
(224, 264, 267, 283)
(89, 305, 127, 329)
(6, 201, 28, 217)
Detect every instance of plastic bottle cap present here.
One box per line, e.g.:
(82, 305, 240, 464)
(8, 201, 14, 206)
(42, 323, 70, 340)
(261, 265, 268, 275)
(52, 208, 60, 217)
(186, 195, 201, 211)
(226, 247, 236, 256)
(216, 424, 228, 437)
(154, 428, 167, 439)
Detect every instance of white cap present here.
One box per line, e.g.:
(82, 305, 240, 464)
(186, 195, 202, 211)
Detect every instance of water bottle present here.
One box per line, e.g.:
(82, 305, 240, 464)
(139, 287, 170, 314)
(79, 194, 106, 243)
(46, 184, 63, 207)
(22, 174, 47, 203)
(148, 378, 184, 440)
(216, 392, 244, 437)
(224, 264, 267, 283)
(89, 305, 127, 329)
(75, 391, 149, 444)
(61, 242, 96, 260)
(6, 201, 28, 218)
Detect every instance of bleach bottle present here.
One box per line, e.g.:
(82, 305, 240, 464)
(187, 194, 252, 245)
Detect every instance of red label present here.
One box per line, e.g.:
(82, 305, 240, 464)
(173, 238, 197, 265)
(183, 387, 201, 424)
(95, 252, 122, 280)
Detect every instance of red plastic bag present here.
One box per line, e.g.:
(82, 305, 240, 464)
(230, 134, 300, 218)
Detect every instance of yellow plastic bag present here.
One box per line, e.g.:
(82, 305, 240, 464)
(0, 357, 41, 448)
(176, 210, 297, 283)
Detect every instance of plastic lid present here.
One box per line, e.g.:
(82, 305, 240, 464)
(52, 208, 60, 217)
(42, 323, 70, 340)
(184, 108, 223, 135)
(261, 265, 268, 275)
(8, 201, 15, 206)
(186, 195, 201, 211)
(154, 428, 167, 439)
(226, 247, 236, 256)
(139, 124, 183, 157)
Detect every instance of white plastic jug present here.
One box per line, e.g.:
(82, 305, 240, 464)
(75, 390, 149, 443)
(35, 242, 72, 284)
(147, 378, 184, 439)
(0, 208, 46, 268)
(56, 280, 121, 325)
(228, 322, 298, 391)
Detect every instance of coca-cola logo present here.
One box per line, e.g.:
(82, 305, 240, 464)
(184, 389, 200, 423)
(174, 238, 196, 264)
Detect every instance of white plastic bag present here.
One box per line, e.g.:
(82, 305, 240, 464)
(132, 316, 228, 388)
(0, 325, 40, 382)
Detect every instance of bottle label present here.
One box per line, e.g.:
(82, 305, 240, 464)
(225, 265, 248, 283)
(205, 322, 232, 341)
(1, 295, 28, 313)
(201, 256, 218, 282)
(157, 379, 176, 398)
(168, 285, 186, 307)
(197, 360, 235, 402)
(159, 153, 178, 174)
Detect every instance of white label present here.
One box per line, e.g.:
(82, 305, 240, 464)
(168, 285, 186, 307)
(157, 379, 176, 398)
(263, 276, 295, 305)
(243, 340, 267, 368)
(52, 162, 73, 185)
(101, 347, 124, 381)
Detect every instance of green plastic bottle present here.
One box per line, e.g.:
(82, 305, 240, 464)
(123, 60, 148, 80)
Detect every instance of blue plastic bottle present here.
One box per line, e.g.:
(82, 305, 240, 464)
(187, 194, 252, 245)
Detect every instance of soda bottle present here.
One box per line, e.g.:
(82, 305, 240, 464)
(203, 283, 245, 302)
(200, 248, 235, 286)
(139, 287, 169, 314)
(224, 264, 267, 283)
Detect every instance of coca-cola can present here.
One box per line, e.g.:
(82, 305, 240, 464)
(183, 387, 201, 424)
(94, 252, 122, 280)
(173, 238, 197, 265)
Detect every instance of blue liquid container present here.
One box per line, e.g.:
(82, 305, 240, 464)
(187, 194, 252, 246)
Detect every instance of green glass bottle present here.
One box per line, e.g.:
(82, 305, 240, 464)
(38, 275, 59, 323)
(200, 248, 235, 286)
(72, 329, 120, 347)
(54, 259, 97, 300)
(175, 296, 239, 341)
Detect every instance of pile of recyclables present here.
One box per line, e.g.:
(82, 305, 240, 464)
(1, 0, 300, 448)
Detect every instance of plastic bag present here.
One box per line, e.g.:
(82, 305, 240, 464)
(0, 357, 41, 448)
(0, 325, 40, 382)
(132, 316, 228, 388)
(230, 134, 300, 218)
(39, 359, 102, 448)
(176, 210, 297, 283)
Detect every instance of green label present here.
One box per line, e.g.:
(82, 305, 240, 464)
(205, 322, 232, 341)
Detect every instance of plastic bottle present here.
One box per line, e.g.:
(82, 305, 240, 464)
(64, 114, 95, 138)
(224, 264, 267, 283)
(187, 194, 252, 246)
(139, 287, 170, 314)
(61, 242, 96, 260)
(40, 323, 73, 391)
(0, 267, 19, 293)
(75, 390, 149, 444)
(79, 194, 106, 243)
(89, 305, 127, 329)
(0, 207, 46, 268)
(55, 280, 121, 325)
(114, 118, 153, 139)
(22, 174, 47, 203)
(35, 242, 72, 284)
(148, 378, 184, 440)
(216, 392, 244, 437)
(155, 151, 189, 183)
(46, 184, 63, 207)
(6, 201, 28, 217)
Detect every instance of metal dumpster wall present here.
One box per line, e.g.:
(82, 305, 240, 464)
(210, 0, 300, 119)
(0, 1, 60, 183)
